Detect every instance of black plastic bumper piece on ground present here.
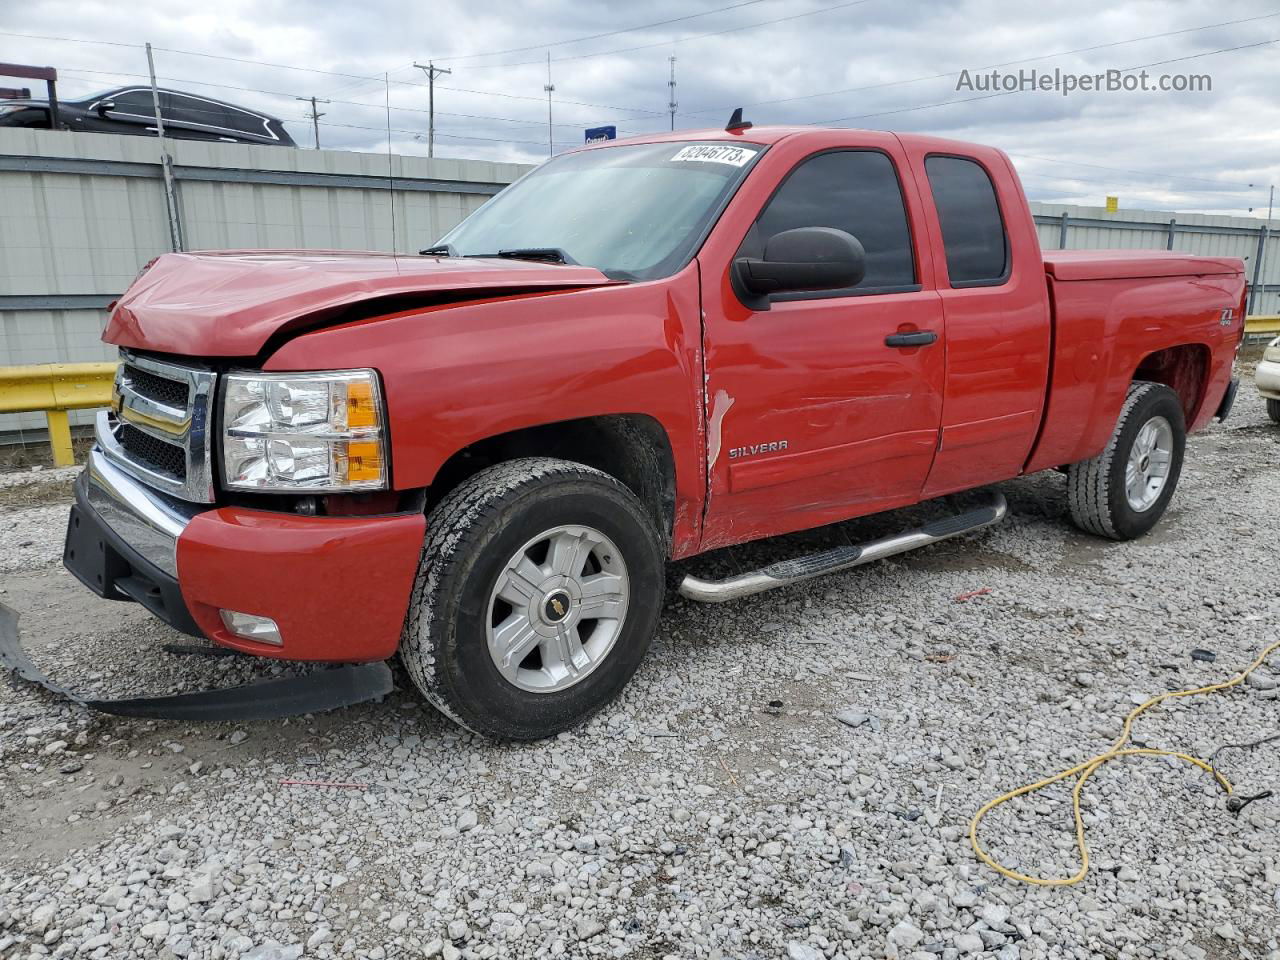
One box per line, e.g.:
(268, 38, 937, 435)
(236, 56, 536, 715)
(63, 475, 203, 638)
(0, 602, 394, 721)
(1215, 377, 1239, 421)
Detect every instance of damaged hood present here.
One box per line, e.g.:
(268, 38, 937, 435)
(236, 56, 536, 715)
(103, 250, 617, 357)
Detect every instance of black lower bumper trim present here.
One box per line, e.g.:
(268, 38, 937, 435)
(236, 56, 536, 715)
(1, 602, 394, 721)
(1216, 377, 1240, 421)
(64, 473, 203, 638)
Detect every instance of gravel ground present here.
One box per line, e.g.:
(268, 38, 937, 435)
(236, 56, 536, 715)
(1, 385, 1278, 960)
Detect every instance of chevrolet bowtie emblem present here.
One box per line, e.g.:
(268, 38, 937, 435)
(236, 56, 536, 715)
(551, 598, 566, 617)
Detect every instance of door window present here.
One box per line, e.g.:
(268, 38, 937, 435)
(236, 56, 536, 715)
(749, 150, 917, 295)
(924, 156, 1009, 286)
(163, 94, 228, 131)
(105, 89, 155, 118)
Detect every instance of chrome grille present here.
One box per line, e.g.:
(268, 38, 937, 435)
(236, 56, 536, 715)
(97, 351, 217, 503)
(118, 423, 187, 480)
(123, 365, 190, 409)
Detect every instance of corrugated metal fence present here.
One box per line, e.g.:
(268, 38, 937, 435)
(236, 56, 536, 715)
(2, 128, 1277, 440)
(1029, 201, 1279, 315)
(0, 128, 531, 437)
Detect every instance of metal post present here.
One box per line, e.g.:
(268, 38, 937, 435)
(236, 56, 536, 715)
(1058, 212, 1069, 250)
(1166, 218, 1176, 251)
(145, 43, 183, 252)
(544, 53, 555, 158)
(1248, 223, 1267, 316)
(45, 409, 73, 467)
(46, 77, 59, 129)
(413, 61, 451, 159)
(385, 73, 397, 253)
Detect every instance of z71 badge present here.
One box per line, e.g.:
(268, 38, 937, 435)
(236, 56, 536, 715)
(728, 440, 789, 459)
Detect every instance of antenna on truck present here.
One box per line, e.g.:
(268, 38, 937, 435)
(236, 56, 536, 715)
(725, 107, 752, 133)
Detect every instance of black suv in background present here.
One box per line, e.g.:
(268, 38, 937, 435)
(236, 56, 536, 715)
(0, 85, 296, 147)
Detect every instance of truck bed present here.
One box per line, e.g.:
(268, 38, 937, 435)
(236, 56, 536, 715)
(1042, 249, 1243, 281)
(1026, 248, 1246, 474)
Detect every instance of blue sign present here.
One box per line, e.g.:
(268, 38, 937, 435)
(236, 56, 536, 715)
(585, 125, 617, 143)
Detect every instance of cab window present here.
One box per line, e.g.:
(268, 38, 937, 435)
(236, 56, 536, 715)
(925, 155, 1009, 286)
(747, 149, 917, 296)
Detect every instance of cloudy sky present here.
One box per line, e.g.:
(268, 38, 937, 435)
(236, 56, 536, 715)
(3, 0, 1279, 216)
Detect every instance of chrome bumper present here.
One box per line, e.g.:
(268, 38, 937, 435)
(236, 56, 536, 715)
(83, 446, 207, 577)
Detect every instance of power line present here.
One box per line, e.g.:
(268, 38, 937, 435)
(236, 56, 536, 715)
(457, 0, 878, 70)
(677, 10, 1280, 115)
(50, 67, 630, 149)
(0, 29, 669, 117)
(1016, 169, 1256, 194)
(1010, 153, 1259, 191)
(431, 0, 776, 62)
(816, 36, 1280, 126)
(316, 117, 580, 149)
(54, 66, 644, 132)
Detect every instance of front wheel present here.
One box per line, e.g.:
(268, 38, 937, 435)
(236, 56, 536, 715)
(1267, 397, 1280, 424)
(1067, 381, 1186, 541)
(400, 458, 664, 740)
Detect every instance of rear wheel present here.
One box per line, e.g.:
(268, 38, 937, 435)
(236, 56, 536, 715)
(1267, 397, 1280, 423)
(400, 458, 664, 740)
(1067, 381, 1186, 541)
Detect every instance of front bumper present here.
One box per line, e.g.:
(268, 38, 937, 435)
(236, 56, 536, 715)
(65, 447, 425, 662)
(65, 455, 204, 636)
(1256, 358, 1280, 400)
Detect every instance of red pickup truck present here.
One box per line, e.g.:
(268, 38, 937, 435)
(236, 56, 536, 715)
(61, 123, 1245, 738)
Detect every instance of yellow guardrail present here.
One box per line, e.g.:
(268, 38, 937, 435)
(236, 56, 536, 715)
(0, 315, 1278, 468)
(1245, 315, 1280, 337)
(0, 362, 117, 467)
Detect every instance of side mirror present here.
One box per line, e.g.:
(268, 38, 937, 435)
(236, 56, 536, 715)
(96, 100, 116, 117)
(732, 226, 866, 310)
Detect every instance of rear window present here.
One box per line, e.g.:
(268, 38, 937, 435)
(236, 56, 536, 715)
(925, 156, 1008, 286)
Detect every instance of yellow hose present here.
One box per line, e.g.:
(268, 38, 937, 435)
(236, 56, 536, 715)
(970, 638, 1280, 886)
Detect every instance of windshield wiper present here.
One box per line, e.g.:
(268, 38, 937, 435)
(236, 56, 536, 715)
(492, 247, 578, 265)
(419, 243, 456, 257)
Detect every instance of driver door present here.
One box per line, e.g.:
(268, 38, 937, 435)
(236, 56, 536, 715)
(699, 138, 946, 549)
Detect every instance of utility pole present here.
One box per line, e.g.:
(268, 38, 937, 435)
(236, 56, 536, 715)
(295, 96, 329, 150)
(668, 56, 677, 131)
(145, 42, 183, 252)
(543, 52, 555, 158)
(413, 61, 452, 158)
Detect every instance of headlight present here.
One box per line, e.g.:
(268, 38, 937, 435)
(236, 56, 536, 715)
(1264, 337, 1280, 364)
(221, 370, 387, 492)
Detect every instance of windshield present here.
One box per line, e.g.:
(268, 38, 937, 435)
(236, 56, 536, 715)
(438, 140, 763, 280)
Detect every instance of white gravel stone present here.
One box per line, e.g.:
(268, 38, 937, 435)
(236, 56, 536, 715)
(2, 374, 1279, 960)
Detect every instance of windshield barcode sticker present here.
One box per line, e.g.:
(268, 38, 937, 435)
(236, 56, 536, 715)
(669, 144, 758, 167)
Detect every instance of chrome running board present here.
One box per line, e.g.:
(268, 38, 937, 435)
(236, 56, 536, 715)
(678, 491, 1008, 603)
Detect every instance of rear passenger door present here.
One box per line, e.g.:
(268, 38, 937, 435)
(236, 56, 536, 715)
(700, 137, 946, 547)
(899, 149, 1051, 498)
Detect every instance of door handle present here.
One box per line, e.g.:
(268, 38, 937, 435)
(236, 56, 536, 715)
(884, 330, 937, 348)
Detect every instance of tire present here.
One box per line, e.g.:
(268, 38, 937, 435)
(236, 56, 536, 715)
(400, 457, 664, 740)
(1267, 397, 1280, 424)
(1067, 381, 1186, 541)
